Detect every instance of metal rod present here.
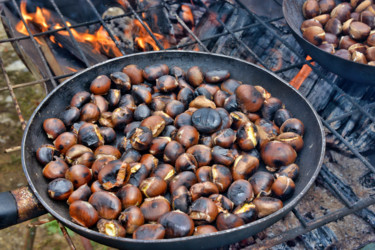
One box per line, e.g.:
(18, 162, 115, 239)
(198, 0, 268, 68)
(23, 219, 37, 250)
(10, 0, 58, 88)
(325, 103, 375, 123)
(251, 195, 375, 249)
(173, 13, 209, 52)
(0, 57, 27, 129)
(57, 221, 76, 250)
(85, 0, 126, 55)
(119, 0, 164, 50)
(48, 0, 91, 67)
(321, 117, 375, 174)
(291, 208, 307, 228)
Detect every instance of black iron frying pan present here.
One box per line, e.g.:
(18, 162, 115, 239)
(283, 0, 375, 85)
(12, 51, 324, 249)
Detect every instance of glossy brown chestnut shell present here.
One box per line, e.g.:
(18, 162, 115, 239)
(43, 118, 66, 140)
(48, 178, 73, 200)
(261, 141, 297, 172)
(158, 211, 194, 238)
(216, 212, 245, 231)
(117, 184, 143, 209)
(132, 223, 165, 240)
(118, 206, 145, 234)
(140, 196, 171, 222)
(69, 200, 98, 228)
(88, 191, 122, 220)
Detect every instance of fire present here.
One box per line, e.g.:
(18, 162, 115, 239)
(15, 1, 121, 57)
(181, 4, 195, 30)
(133, 19, 169, 51)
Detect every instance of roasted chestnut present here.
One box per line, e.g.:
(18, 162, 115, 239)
(190, 182, 219, 201)
(69, 200, 98, 228)
(189, 96, 216, 109)
(249, 171, 274, 197)
(216, 212, 244, 231)
(88, 191, 122, 219)
(48, 178, 73, 200)
(233, 203, 257, 223)
(80, 103, 100, 123)
(97, 219, 126, 237)
(175, 125, 199, 149)
(132, 223, 165, 240)
(112, 107, 133, 130)
(140, 176, 167, 198)
(110, 71, 131, 92)
(211, 164, 232, 192)
(186, 66, 204, 87)
(43, 156, 69, 180)
(128, 126, 153, 151)
(43, 118, 66, 140)
(189, 197, 218, 223)
(98, 160, 128, 190)
(303, 0, 320, 18)
(67, 183, 91, 205)
(156, 75, 178, 92)
(172, 185, 192, 213)
(169, 171, 198, 194)
(70, 91, 90, 109)
(261, 141, 297, 172)
(54, 132, 77, 155)
(149, 137, 171, 156)
(235, 84, 264, 113)
(122, 64, 143, 85)
(134, 104, 151, 121)
(143, 64, 169, 81)
(140, 196, 171, 222)
(209, 194, 234, 213)
(227, 180, 254, 206)
(276, 132, 304, 152)
(196, 166, 212, 183)
(271, 175, 295, 200)
(78, 123, 104, 148)
(93, 95, 109, 113)
(36, 144, 60, 165)
(191, 108, 221, 134)
(90, 75, 111, 95)
(117, 184, 143, 208)
(186, 144, 212, 167)
(118, 206, 144, 234)
(232, 154, 259, 181)
(163, 141, 185, 164)
(280, 118, 305, 136)
(158, 211, 194, 238)
(175, 153, 198, 173)
(140, 115, 166, 137)
(65, 164, 92, 189)
(253, 197, 283, 218)
(236, 122, 258, 151)
(193, 225, 218, 235)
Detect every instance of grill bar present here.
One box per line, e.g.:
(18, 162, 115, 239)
(48, 0, 91, 67)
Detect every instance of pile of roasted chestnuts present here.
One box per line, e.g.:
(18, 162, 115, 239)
(36, 62, 304, 240)
(301, 0, 375, 65)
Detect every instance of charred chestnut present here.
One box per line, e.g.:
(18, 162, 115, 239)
(209, 194, 234, 213)
(235, 85, 264, 113)
(156, 75, 178, 92)
(177, 88, 195, 108)
(158, 211, 194, 238)
(112, 107, 133, 130)
(122, 64, 144, 85)
(276, 132, 304, 152)
(89, 191, 122, 219)
(151, 163, 176, 183)
(275, 163, 300, 180)
(48, 178, 73, 200)
(110, 71, 131, 92)
(42, 156, 68, 180)
(261, 141, 297, 172)
(90, 75, 111, 95)
(149, 137, 171, 156)
(143, 64, 169, 81)
(196, 166, 212, 183)
(175, 153, 198, 173)
(187, 66, 204, 87)
(236, 122, 258, 151)
(127, 163, 149, 187)
(65, 164, 92, 189)
(232, 154, 259, 181)
(205, 69, 230, 83)
(140, 176, 167, 198)
(189, 197, 218, 223)
(65, 144, 92, 164)
(69, 200, 98, 228)
(261, 97, 283, 121)
(78, 123, 104, 148)
(169, 171, 198, 194)
(280, 118, 305, 136)
(132, 223, 165, 240)
(172, 186, 192, 213)
(140, 196, 171, 222)
(43, 118, 66, 140)
(118, 206, 144, 234)
(174, 113, 192, 128)
(60, 106, 80, 127)
(67, 184, 91, 205)
(163, 141, 185, 164)
(54, 132, 77, 155)
(216, 212, 244, 231)
(233, 203, 257, 223)
(186, 144, 212, 167)
(253, 197, 283, 218)
(132, 85, 152, 105)
(128, 126, 153, 151)
(97, 219, 126, 237)
(211, 164, 232, 192)
(117, 184, 143, 208)
(271, 175, 295, 200)
(227, 180, 254, 206)
(80, 103, 100, 123)
(36, 144, 60, 165)
(98, 160, 128, 190)
(190, 182, 219, 201)
(140, 115, 166, 137)
(165, 100, 185, 118)
(194, 225, 218, 235)
(70, 91, 91, 109)
(249, 171, 274, 197)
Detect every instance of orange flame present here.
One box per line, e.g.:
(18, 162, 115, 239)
(15, 1, 121, 57)
(133, 19, 169, 51)
(181, 4, 195, 30)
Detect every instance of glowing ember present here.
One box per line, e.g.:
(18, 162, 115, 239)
(15, 1, 122, 57)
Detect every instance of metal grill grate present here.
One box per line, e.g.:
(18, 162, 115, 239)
(1, 0, 375, 248)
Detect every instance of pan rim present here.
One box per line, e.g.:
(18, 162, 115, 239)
(21, 50, 325, 246)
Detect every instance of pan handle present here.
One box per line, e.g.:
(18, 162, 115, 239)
(0, 186, 46, 229)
